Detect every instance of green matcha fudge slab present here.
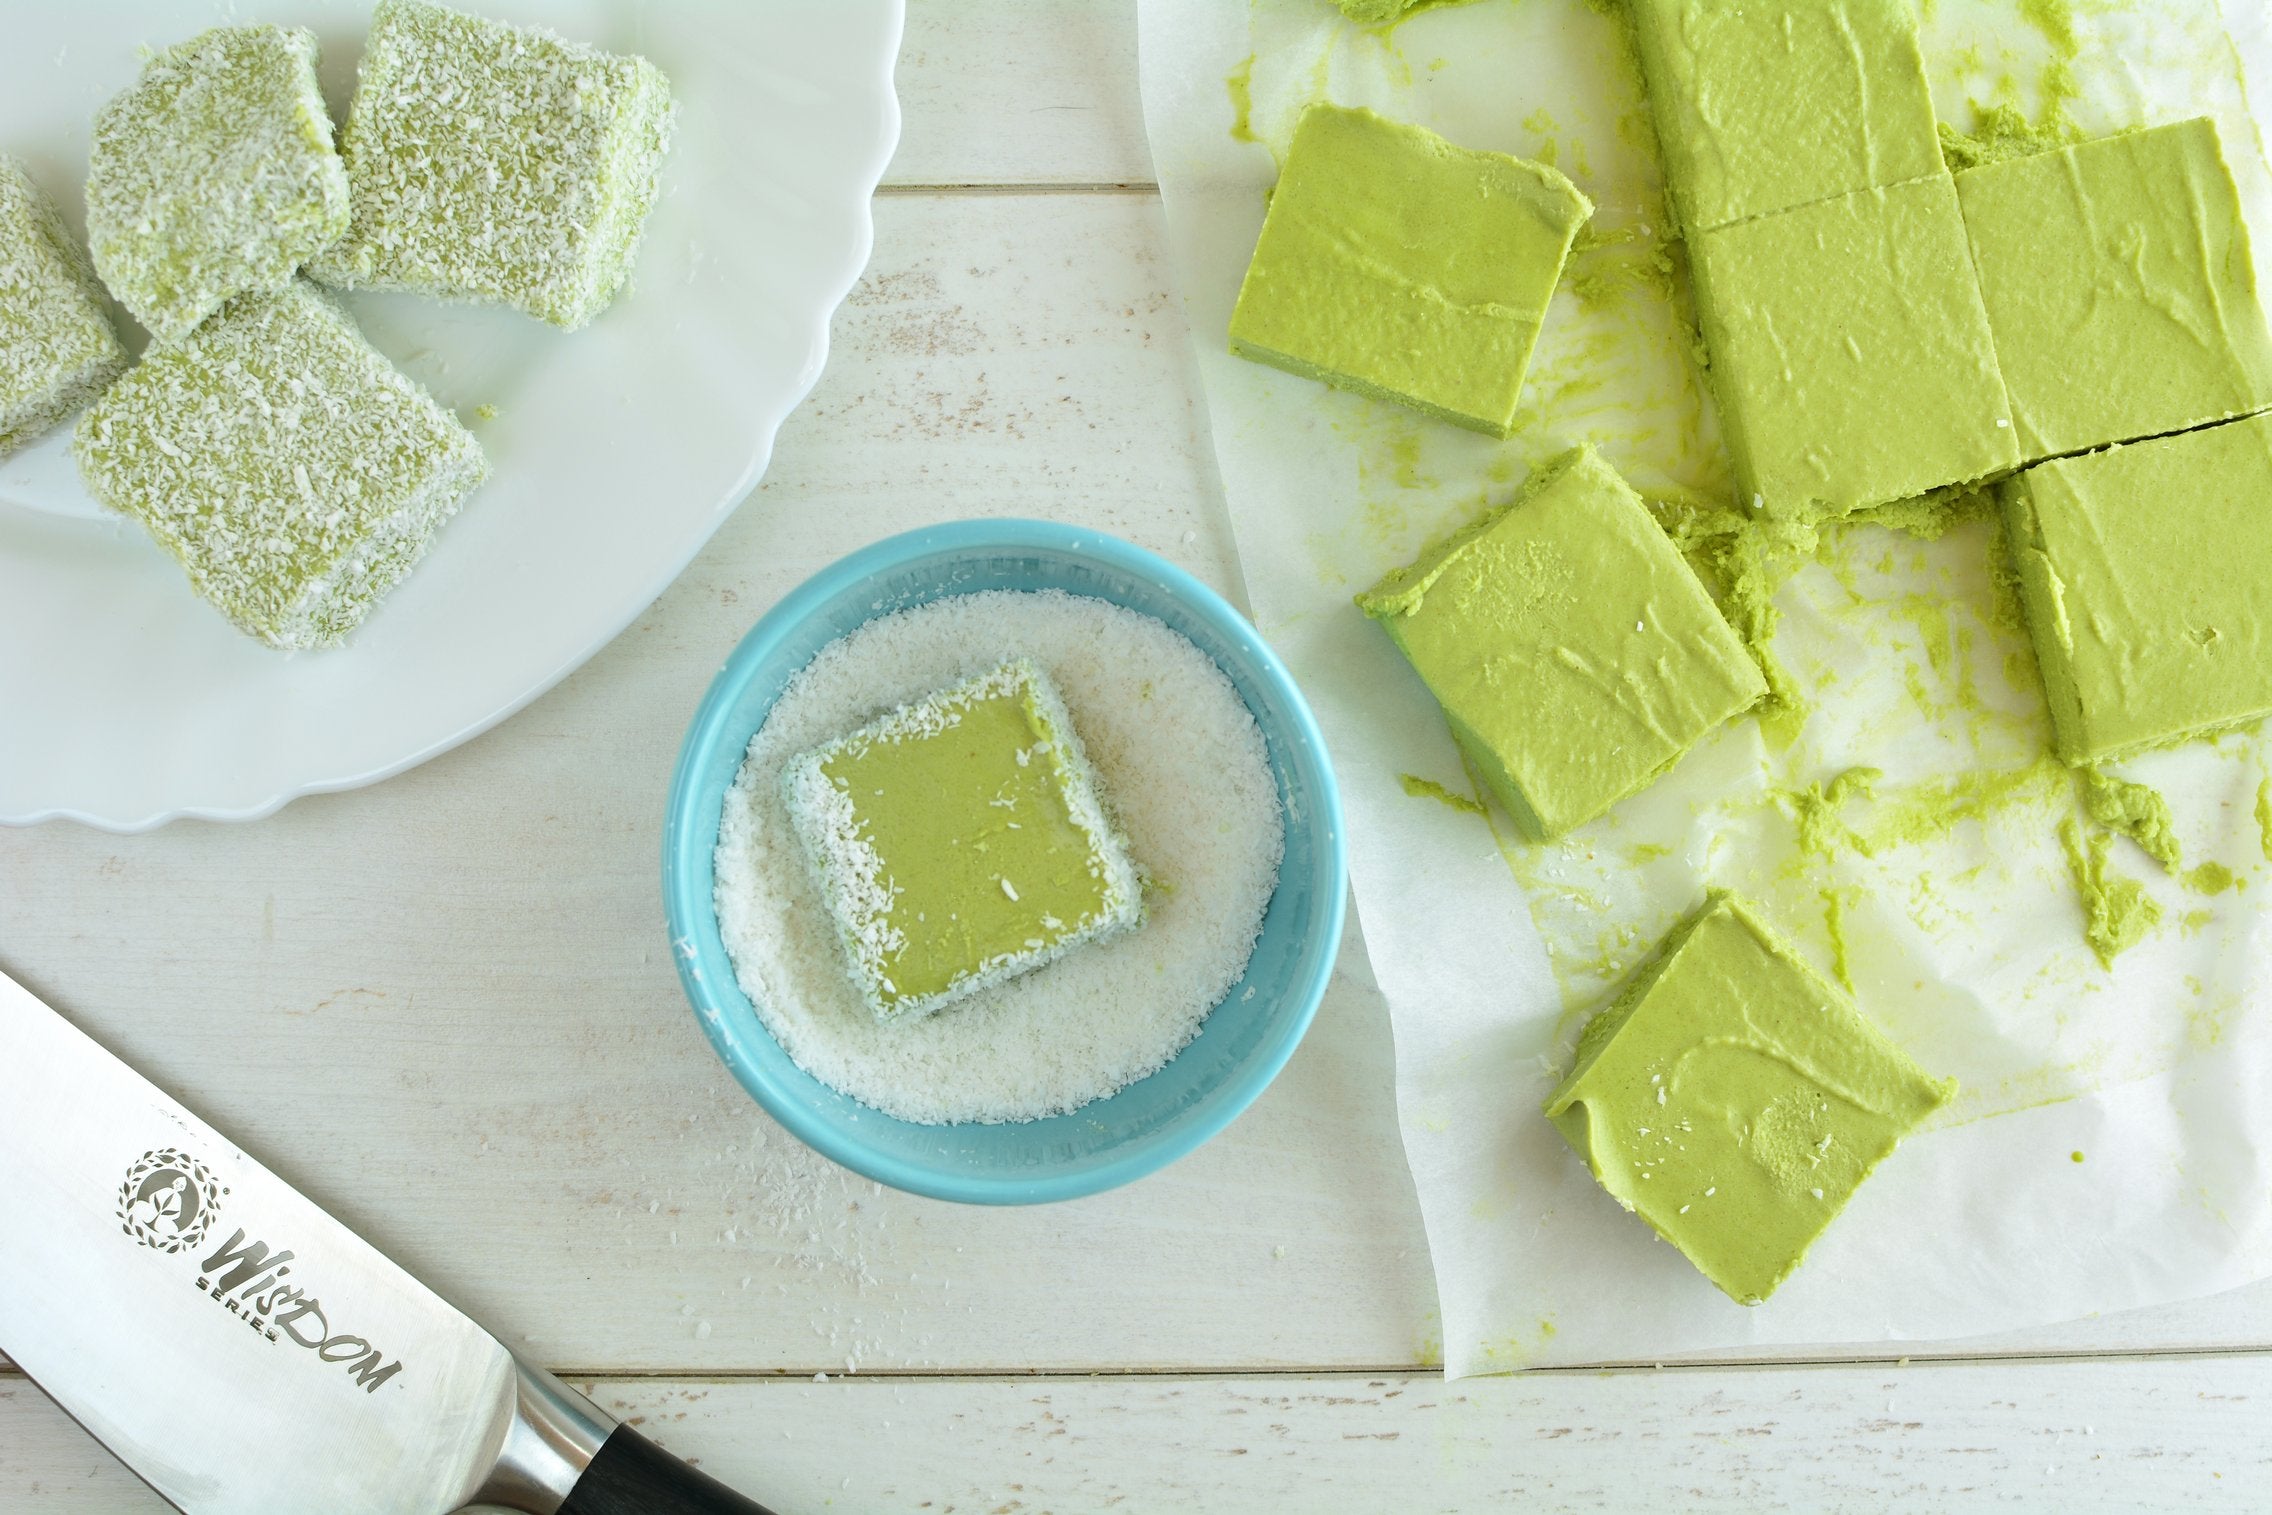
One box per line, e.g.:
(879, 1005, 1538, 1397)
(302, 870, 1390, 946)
(1630, 0, 1942, 234)
(1228, 103, 1592, 438)
(1956, 116, 2272, 463)
(74, 283, 488, 651)
(309, 0, 676, 331)
(1544, 892, 1954, 1306)
(1357, 445, 1764, 840)
(0, 159, 125, 458)
(2002, 411, 2272, 765)
(1690, 174, 2019, 517)
(784, 660, 1145, 1022)
(84, 25, 348, 343)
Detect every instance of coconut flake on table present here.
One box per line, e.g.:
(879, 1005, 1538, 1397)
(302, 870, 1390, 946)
(713, 588, 1285, 1125)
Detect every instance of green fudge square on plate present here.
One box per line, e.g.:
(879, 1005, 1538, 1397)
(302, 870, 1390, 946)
(1690, 174, 2019, 516)
(310, 0, 676, 330)
(0, 158, 125, 457)
(1544, 891, 1954, 1306)
(1956, 116, 2272, 463)
(1356, 445, 1764, 840)
(784, 660, 1145, 1022)
(1629, 0, 1943, 234)
(74, 283, 488, 650)
(2001, 411, 2272, 765)
(1228, 103, 1592, 438)
(84, 25, 348, 343)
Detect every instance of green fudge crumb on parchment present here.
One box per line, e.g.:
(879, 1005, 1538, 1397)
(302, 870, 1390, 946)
(2258, 779, 2272, 863)
(1400, 774, 1487, 816)
(2083, 771, 2181, 872)
(2060, 815, 2162, 968)
(2186, 861, 2237, 896)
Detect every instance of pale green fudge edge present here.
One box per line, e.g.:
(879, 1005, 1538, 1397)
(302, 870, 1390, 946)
(1358, 445, 1764, 839)
(75, 283, 488, 650)
(1690, 174, 2019, 516)
(1229, 103, 1592, 438)
(1544, 891, 1954, 1305)
(2001, 410, 2272, 764)
(0, 158, 125, 457)
(1630, 0, 1944, 234)
(1956, 116, 2272, 462)
(309, 0, 676, 331)
(84, 25, 348, 344)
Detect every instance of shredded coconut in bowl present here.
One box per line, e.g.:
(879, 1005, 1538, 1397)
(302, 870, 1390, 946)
(712, 589, 1286, 1125)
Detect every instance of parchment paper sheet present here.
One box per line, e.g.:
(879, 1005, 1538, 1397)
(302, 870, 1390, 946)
(1140, 0, 2272, 1374)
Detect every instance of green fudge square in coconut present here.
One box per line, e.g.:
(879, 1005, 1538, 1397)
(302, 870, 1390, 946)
(2001, 410, 2272, 765)
(784, 660, 1145, 1022)
(1228, 102, 1592, 438)
(310, 0, 676, 330)
(1956, 116, 2272, 463)
(1544, 892, 1954, 1305)
(1357, 445, 1764, 840)
(0, 158, 125, 456)
(1689, 174, 2019, 516)
(84, 25, 348, 343)
(74, 283, 488, 650)
(1630, 0, 1944, 233)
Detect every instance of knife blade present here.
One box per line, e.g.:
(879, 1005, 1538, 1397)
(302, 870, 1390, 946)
(0, 968, 777, 1515)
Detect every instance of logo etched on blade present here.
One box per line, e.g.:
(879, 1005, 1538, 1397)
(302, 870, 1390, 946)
(114, 1149, 407, 1395)
(117, 1148, 226, 1253)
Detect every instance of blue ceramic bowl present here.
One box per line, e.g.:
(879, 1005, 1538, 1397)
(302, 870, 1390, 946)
(662, 519, 1347, 1204)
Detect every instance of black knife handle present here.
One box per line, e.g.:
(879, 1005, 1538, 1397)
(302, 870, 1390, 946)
(557, 1424, 779, 1515)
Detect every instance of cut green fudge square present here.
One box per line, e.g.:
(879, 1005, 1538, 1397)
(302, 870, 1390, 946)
(308, 0, 676, 330)
(1357, 445, 1764, 839)
(1956, 117, 2272, 462)
(0, 158, 125, 457)
(1630, 0, 1942, 234)
(1544, 892, 1954, 1306)
(84, 25, 348, 343)
(1228, 103, 1593, 438)
(784, 660, 1145, 1022)
(1690, 174, 2019, 516)
(74, 283, 487, 650)
(2001, 411, 2272, 764)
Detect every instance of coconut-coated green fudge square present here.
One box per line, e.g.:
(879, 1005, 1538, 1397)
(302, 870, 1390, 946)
(1357, 446, 1764, 840)
(0, 159, 125, 457)
(1544, 892, 1954, 1305)
(84, 26, 348, 343)
(1956, 117, 2272, 463)
(1690, 175, 2019, 516)
(1228, 103, 1593, 438)
(784, 660, 1145, 1022)
(309, 0, 676, 331)
(74, 283, 487, 650)
(2001, 411, 2272, 765)
(1630, 0, 1943, 234)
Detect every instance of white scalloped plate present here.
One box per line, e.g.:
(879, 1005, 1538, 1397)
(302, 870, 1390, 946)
(0, 0, 904, 830)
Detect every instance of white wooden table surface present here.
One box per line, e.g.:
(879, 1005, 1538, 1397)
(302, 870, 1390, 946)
(7, 5, 2272, 1510)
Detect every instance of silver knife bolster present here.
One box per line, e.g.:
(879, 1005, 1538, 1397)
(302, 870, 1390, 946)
(469, 1359, 617, 1514)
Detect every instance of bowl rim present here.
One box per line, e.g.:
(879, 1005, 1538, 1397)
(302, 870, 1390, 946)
(660, 518, 1347, 1205)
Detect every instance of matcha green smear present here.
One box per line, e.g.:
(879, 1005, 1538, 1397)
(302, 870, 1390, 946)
(1225, 54, 1257, 144)
(1400, 772, 1487, 815)
(2083, 771, 2180, 872)
(2258, 778, 2272, 863)
(2060, 816, 2162, 968)
(2186, 861, 2237, 896)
